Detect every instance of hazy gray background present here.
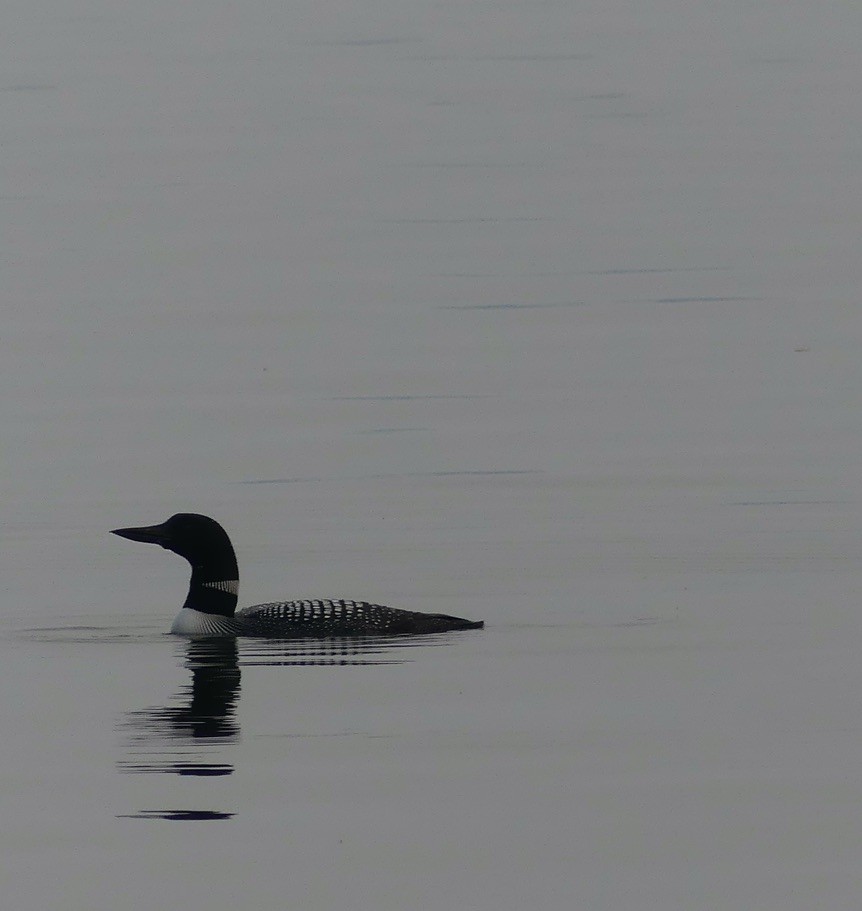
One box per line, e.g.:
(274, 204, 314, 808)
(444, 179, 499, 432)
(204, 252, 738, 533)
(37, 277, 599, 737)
(3, 0, 862, 908)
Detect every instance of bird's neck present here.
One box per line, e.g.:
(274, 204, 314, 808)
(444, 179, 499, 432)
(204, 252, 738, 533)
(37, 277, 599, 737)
(183, 562, 239, 617)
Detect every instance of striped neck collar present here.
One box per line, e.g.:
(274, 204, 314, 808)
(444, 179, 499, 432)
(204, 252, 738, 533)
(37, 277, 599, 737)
(201, 579, 239, 596)
(184, 570, 240, 617)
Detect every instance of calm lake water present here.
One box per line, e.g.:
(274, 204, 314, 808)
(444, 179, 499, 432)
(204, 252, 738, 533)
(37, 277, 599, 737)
(4, 0, 862, 907)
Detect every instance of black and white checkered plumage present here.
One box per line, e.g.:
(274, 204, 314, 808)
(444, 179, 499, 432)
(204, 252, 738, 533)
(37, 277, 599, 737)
(238, 599, 482, 637)
(112, 513, 484, 639)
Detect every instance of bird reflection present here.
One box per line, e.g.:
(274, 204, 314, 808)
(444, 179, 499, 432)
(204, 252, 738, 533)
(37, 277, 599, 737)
(117, 634, 425, 777)
(118, 638, 241, 776)
(116, 632, 457, 819)
(239, 633, 430, 667)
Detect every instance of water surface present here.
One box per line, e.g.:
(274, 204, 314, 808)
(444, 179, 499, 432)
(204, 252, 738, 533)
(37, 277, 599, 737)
(3, 0, 862, 907)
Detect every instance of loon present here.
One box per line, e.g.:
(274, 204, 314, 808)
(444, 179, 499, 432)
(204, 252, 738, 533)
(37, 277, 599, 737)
(111, 513, 484, 638)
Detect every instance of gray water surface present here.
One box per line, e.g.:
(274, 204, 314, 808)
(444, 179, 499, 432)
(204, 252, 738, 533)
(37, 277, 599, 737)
(4, 0, 862, 907)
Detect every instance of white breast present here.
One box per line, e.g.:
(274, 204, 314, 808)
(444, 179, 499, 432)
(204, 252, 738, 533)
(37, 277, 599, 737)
(171, 609, 238, 637)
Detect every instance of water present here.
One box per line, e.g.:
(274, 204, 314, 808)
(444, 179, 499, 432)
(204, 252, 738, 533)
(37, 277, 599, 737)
(3, 0, 862, 907)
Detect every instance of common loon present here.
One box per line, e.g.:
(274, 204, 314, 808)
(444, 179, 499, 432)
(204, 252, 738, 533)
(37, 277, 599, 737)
(111, 513, 484, 638)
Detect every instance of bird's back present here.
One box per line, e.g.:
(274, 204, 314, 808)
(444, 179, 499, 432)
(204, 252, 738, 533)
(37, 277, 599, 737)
(236, 599, 484, 637)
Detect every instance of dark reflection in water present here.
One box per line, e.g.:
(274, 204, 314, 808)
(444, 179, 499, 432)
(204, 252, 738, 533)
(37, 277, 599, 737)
(118, 810, 235, 821)
(238, 633, 440, 667)
(116, 633, 458, 820)
(118, 638, 241, 777)
(118, 634, 446, 774)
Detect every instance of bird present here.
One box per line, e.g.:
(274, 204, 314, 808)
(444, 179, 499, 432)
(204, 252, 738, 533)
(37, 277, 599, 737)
(112, 513, 484, 638)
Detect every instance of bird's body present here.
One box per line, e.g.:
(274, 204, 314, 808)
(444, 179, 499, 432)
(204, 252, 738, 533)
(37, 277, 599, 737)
(112, 513, 484, 639)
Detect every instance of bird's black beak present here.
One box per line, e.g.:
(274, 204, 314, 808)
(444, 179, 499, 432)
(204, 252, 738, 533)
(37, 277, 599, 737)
(111, 522, 172, 548)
